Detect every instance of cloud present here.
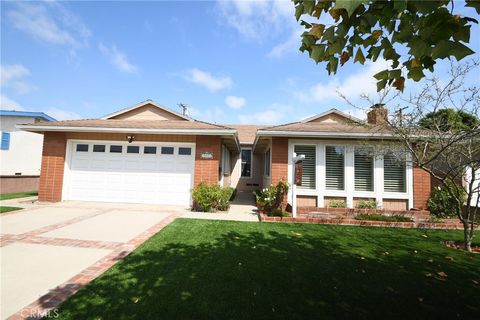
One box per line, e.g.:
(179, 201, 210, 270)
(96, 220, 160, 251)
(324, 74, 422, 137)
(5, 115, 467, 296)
(184, 68, 232, 92)
(0, 95, 25, 110)
(7, 2, 90, 48)
(0, 64, 38, 94)
(225, 95, 246, 109)
(294, 59, 391, 103)
(44, 107, 81, 120)
(268, 29, 303, 58)
(238, 103, 293, 124)
(98, 43, 138, 74)
(216, 0, 295, 41)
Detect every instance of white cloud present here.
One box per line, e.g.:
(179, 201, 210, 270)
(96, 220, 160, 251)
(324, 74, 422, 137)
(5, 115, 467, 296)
(184, 68, 233, 92)
(98, 43, 138, 74)
(225, 95, 246, 109)
(295, 59, 391, 103)
(0, 95, 25, 110)
(7, 2, 90, 48)
(0, 64, 38, 94)
(343, 108, 368, 120)
(238, 103, 293, 124)
(216, 0, 295, 41)
(268, 29, 303, 58)
(44, 107, 81, 121)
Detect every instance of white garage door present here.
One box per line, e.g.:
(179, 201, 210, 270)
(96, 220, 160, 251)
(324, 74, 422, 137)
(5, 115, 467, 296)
(64, 141, 195, 205)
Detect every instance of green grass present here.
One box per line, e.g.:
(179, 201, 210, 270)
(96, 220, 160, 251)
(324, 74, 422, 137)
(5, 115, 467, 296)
(0, 206, 23, 213)
(0, 191, 37, 201)
(52, 220, 479, 320)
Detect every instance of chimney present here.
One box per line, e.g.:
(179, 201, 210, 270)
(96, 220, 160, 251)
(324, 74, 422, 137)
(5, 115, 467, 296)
(367, 104, 388, 125)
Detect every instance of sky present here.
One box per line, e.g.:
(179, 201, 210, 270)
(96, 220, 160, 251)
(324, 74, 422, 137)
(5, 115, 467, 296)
(1, 0, 479, 123)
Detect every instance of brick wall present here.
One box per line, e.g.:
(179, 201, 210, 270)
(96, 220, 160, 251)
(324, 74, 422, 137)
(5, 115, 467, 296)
(194, 135, 221, 186)
(413, 166, 431, 209)
(271, 137, 288, 184)
(38, 132, 67, 202)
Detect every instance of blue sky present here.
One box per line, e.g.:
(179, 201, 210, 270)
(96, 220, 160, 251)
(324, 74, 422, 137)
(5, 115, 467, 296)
(1, 1, 479, 123)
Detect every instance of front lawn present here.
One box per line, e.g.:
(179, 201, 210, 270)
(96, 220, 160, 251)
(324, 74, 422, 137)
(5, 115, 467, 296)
(0, 206, 23, 213)
(53, 219, 479, 319)
(0, 191, 37, 201)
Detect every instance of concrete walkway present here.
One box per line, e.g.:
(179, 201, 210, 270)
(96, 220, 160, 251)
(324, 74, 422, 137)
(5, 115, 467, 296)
(180, 190, 259, 222)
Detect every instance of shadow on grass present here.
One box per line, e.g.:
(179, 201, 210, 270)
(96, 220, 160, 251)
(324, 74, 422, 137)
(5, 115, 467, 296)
(48, 220, 479, 320)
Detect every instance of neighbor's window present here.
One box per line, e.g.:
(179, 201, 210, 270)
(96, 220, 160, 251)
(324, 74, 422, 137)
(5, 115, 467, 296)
(1, 132, 10, 150)
(294, 145, 316, 189)
(161, 147, 174, 155)
(93, 145, 105, 152)
(76, 144, 88, 152)
(354, 147, 374, 192)
(241, 149, 252, 177)
(264, 149, 271, 177)
(325, 146, 345, 190)
(144, 146, 157, 154)
(384, 151, 406, 193)
(110, 145, 122, 153)
(127, 146, 140, 154)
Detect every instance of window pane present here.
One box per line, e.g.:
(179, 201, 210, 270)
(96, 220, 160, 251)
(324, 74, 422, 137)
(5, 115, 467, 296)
(326, 146, 345, 190)
(110, 145, 122, 153)
(127, 146, 140, 154)
(384, 152, 406, 192)
(264, 149, 271, 177)
(93, 145, 105, 152)
(355, 147, 374, 191)
(1, 132, 11, 150)
(241, 149, 252, 177)
(76, 144, 88, 152)
(179, 147, 191, 155)
(294, 145, 316, 189)
(161, 147, 174, 155)
(144, 146, 157, 154)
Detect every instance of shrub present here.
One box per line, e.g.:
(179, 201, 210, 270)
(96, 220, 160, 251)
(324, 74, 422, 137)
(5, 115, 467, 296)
(328, 199, 346, 208)
(271, 209, 290, 217)
(191, 183, 234, 212)
(254, 181, 289, 215)
(427, 180, 466, 218)
(356, 200, 377, 209)
(355, 213, 413, 222)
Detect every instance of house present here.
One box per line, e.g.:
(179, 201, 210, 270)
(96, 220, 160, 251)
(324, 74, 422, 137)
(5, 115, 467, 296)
(0, 110, 56, 193)
(18, 100, 432, 211)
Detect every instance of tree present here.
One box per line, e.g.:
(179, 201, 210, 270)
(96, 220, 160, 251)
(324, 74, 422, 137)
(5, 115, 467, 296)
(357, 61, 479, 251)
(293, 0, 479, 91)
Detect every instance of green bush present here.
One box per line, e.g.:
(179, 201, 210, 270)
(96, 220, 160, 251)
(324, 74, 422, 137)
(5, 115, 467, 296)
(427, 180, 466, 218)
(356, 200, 377, 209)
(328, 199, 346, 208)
(355, 213, 413, 222)
(191, 183, 235, 212)
(254, 181, 289, 215)
(271, 209, 290, 217)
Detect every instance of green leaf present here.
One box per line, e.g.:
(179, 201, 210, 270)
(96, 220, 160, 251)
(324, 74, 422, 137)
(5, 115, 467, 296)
(408, 67, 425, 81)
(295, 3, 304, 21)
(303, 0, 315, 14)
(327, 57, 339, 74)
(374, 70, 389, 81)
(408, 37, 430, 57)
(334, 0, 365, 16)
(432, 40, 475, 60)
(309, 24, 325, 39)
(466, 0, 480, 14)
(310, 45, 326, 63)
(354, 48, 366, 64)
(377, 79, 388, 91)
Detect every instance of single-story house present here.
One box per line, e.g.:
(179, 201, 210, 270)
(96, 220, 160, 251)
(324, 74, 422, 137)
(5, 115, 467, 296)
(1, 110, 56, 193)
(18, 100, 432, 210)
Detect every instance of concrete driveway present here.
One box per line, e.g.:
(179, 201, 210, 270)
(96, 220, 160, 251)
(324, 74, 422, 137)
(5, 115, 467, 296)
(0, 201, 181, 320)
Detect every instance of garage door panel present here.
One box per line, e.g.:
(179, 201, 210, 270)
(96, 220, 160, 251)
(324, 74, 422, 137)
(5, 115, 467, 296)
(66, 141, 195, 205)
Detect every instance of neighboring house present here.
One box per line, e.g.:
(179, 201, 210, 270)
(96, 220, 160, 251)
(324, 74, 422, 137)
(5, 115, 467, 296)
(0, 110, 56, 193)
(18, 100, 432, 210)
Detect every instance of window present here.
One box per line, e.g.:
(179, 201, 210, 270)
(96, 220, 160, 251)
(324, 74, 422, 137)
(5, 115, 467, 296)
(241, 149, 252, 177)
(325, 146, 345, 190)
(1, 132, 10, 150)
(294, 145, 316, 189)
(354, 147, 374, 191)
(161, 147, 174, 155)
(144, 146, 157, 154)
(93, 145, 105, 152)
(76, 144, 88, 152)
(264, 149, 271, 177)
(384, 152, 406, 192)
(110, 145, 122, 153)
(179, 147, 192, 155)
(127, 146, 140, 154)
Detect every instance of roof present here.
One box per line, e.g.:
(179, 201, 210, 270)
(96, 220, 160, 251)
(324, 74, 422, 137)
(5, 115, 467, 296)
(227, 125, 265, 144)
(300, 108, 363, 123)
(0, 110, 56, 122)
(101, 99, 191, 121)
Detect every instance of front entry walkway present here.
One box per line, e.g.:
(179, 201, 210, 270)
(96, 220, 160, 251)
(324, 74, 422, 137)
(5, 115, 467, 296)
(0, 201, 179, 320)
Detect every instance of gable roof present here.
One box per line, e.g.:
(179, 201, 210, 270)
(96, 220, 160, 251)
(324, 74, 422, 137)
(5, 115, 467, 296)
(0, 110, 56, 122)
(300, 108, 363, 123)
(227, 125, 265, 144)
(101, 99, 192, 121)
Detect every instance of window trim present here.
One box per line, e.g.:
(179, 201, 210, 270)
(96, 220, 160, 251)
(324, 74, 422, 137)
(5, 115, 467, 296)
(240, 148, 252, 178)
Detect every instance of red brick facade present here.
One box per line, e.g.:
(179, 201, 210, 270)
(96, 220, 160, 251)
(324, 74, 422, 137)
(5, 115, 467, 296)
(38, 132, 67, 202)
(413, 166, 432, 210)
(194, 135, 221, 186)
(271, 137, 288, 184)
